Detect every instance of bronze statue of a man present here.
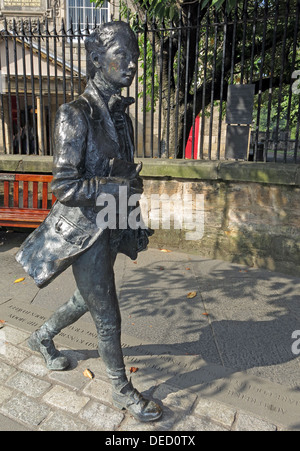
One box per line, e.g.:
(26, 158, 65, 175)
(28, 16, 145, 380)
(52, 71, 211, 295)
(16, 21, 162, 423)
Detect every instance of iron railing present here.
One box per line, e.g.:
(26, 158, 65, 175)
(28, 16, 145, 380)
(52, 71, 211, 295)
(0, 0, 299, 163)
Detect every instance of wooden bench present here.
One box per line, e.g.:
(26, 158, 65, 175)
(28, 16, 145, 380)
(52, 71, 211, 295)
(0, 173, 56, 228)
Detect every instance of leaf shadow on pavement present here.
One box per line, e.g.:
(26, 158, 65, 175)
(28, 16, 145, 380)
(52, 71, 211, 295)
(117, 251, 300, 429)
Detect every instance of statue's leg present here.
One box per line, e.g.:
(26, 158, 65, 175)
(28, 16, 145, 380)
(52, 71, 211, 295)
(28, 289, 88, 370)
(72, 231, 162, 422)
(72, 231, 127, 389)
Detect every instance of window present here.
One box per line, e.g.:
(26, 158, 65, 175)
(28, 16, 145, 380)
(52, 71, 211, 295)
(67, 0, 110, 31)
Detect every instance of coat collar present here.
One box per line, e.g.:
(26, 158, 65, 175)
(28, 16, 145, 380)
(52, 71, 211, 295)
(81, 80, 120, 146)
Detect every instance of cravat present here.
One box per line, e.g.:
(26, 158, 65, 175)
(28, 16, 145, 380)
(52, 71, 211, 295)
(108, 95, 135, 161)
(108, 94, 135, 114)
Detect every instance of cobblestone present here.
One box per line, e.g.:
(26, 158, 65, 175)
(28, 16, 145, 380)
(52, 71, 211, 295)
(1, 394, 51, 427)
(1, 342, 30, 365)
(174, 415, 229, 432)
(0, 385, 14, 405)
(42, 385, 90, 414)
(194, 398, 236, 429)
(40, 411, 89, 432)
(49, 368, 89, 390)
(18, 355, 50, 377)
(234, 413, 277, 431)
(79, 401, 125, 430)
(83, 378, 112, 404)
(0, 323, 289, 431)
(0, 361, 17, 382)
(6, 371, 51, 398)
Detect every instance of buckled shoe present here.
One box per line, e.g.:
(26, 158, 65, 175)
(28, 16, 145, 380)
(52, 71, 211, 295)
(112, 381, 162, 422)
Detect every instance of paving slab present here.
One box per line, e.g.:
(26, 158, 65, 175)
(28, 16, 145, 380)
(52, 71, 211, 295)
(40, 411, 89, 432)
(0, 393, 51, 427)
(0, 412, 31, 431)
(42, 385, 90, 414)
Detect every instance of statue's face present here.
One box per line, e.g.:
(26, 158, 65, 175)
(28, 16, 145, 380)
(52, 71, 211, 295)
(98, 33, 139, 89)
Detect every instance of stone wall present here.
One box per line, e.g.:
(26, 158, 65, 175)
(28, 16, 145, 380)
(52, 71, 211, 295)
(142, 177, 300, 276)
(0, 155, 299, 276)
(139, 160, 300, 276)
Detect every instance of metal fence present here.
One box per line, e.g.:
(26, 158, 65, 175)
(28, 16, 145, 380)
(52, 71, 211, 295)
(0, 0, 300, 163)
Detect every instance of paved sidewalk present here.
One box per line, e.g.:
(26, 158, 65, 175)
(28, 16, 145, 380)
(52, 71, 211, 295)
(0, 323, 282, 432)
(0, 230, 299, 431)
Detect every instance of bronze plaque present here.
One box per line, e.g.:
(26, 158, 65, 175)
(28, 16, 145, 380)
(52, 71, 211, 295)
(225, 125, 250, 160)
(226, 84, 255, 125)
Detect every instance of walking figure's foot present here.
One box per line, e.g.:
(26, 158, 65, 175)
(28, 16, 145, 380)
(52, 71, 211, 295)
(112, 381, 163, 422)
(28, 331, 70, 371)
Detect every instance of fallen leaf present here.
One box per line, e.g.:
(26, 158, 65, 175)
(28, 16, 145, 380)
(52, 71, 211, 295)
(160, 249, 172, 253)
(14, 277, 25, 284)
(186, 267, 191, 270)
(202, 312, 209, 316)
(130, 367, 139, 374)
(83, 369, 94, 380)
(0, 320, 5, 329)
(187, 291, 197, 299)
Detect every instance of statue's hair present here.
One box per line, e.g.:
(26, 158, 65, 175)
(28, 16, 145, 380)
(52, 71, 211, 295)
(85, 21, 138, 79)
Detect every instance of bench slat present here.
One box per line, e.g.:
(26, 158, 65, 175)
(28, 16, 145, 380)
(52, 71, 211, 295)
(13, 181, 19, 208)
(4, 181, 9, 207)
(32, 182, 38, 209)
(15, 174, 53, 183)
(0, 208, 49, 228)
(42, 182, 48, 209)
(0, 207, 49, 216)
(23, 181, 29, 208)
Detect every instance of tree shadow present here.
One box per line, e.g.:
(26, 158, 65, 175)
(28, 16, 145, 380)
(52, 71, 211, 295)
(118, 254, 300, 380)
(115, 254, 300, 429)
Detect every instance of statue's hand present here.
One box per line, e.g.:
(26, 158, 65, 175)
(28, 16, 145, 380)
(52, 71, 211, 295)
(99, 175, 143, 198)
(129, 176, 144, 195)
(99, 177, 129, 199)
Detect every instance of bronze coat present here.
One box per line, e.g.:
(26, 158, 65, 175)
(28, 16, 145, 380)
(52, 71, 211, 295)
(16, 81, 139, 288)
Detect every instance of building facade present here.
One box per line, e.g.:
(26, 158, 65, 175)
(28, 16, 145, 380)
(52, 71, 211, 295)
(0, 1, 127, 156)
(0, 0, 114, 32)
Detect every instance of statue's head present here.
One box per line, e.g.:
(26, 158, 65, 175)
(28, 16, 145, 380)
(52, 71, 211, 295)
(85, 21, 139, 89)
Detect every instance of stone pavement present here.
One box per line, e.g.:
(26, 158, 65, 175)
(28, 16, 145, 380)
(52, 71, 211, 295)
(0, 230, 300, 432)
